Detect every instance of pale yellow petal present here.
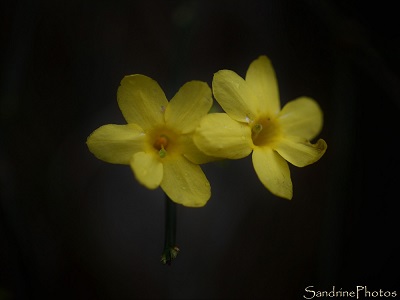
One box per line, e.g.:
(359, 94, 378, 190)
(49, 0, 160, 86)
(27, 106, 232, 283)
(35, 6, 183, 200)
(161, 156, 210, 207)
(212, 70, 260, 123)
(165, 81, 212, 134)
(275, 136, 327, 167)
(278, 97, 323, 140)
(130, 152, 163, 189)
(117, 74, 168, 130)
(245, 55, 280, 115)
(252, 147, 293, 200)
(181, 135, 221, 164)
(193, 113, 253, 159)
(86, 124, 145, 164)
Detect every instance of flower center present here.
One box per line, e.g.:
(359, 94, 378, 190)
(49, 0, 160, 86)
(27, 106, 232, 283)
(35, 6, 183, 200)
(148, 126, 181, 159)
(251, 117, 280, 146)
(154, 135, 169, 150)
(153, 134, 169, 158)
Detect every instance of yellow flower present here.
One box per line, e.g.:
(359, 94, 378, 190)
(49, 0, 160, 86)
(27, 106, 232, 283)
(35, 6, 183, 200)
(194, 55, 327, 200)
(87, 74, 214, 207)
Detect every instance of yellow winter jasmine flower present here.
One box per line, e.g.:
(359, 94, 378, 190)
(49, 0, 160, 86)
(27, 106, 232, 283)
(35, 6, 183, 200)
(87, 74, 214, 207)
(194, 55, 327, 200)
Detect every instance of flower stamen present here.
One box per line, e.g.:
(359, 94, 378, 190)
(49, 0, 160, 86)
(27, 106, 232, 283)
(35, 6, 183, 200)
(251, 123, 263, 139)
(251, 117, 279, 146)
(154, 135, 169, 150)
(159, 145, 167, 158)
(154, 134, 169, 158)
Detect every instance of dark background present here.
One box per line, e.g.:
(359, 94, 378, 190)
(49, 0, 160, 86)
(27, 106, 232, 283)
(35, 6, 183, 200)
(1, 0, 399, 299)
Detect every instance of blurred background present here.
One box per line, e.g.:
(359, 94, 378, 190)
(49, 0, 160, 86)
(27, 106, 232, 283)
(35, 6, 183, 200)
(1, 0, 399, 299)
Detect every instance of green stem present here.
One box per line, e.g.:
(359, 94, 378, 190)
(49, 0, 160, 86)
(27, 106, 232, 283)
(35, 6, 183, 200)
(160, 194, 179, 265)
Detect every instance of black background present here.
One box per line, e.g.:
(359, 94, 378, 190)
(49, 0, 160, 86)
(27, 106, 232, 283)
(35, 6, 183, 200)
(1, 0, 399, 299)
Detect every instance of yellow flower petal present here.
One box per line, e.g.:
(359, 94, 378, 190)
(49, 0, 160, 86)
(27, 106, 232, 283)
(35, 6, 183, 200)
(165, 81, 212, 134)
(278, 97, 323, 140)
(181, 135, 221, 164)
(275, 136, 327, 167)
(212, 70, 261, 123)
(245, 55, 280, 115)
(117, 74, 168, 130)
(252, 147, 293, 200)
(161, 156, 210, 207)
(86, 124, 145, 164)
(193, 113, 253, 159)
(130, 152, 163, 189)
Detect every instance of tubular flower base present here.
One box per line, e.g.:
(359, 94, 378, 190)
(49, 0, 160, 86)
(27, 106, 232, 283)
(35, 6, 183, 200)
(86, 74, 215, 207)
(194, 55, 327, 200)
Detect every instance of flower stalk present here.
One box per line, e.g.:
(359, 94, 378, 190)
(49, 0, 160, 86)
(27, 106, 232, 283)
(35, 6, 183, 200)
(160, 194, 179, 265)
